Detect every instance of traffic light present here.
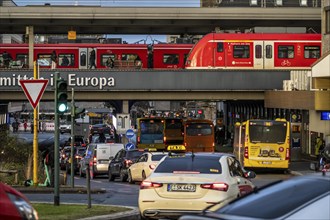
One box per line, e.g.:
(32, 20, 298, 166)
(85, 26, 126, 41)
(197, 109, 204, 119)
(56, 78, 68, 114)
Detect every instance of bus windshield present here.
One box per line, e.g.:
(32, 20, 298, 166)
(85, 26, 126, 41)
(249, 122, 287, 143)
(186, 124, 212, 136)
(139, 119, 164, 144)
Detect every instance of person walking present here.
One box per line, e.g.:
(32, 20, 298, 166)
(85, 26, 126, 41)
(51, 50, 57, 69)
(89, 48, 96, 69)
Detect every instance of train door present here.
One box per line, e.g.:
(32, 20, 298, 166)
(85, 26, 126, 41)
(79, 48, 88, 69)
(254, 41, 263, 69)
(264, 41, 274, 69)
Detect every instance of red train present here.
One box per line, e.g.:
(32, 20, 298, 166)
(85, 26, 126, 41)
(0, 33, 321, 70)
(186, 33, 321, 70)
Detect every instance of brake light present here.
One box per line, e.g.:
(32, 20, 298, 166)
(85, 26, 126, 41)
(125, 159, 133, 167)
(201, 183, 228, 191)
(93, 156, 97, 164)
(149, 164, 156, 170)
(244, 147, 248, 159)
(164, 136, 166, 144)
(137, 136, 140, 144)
(140, 181, 163, 189)
(285, 148, 290, 160)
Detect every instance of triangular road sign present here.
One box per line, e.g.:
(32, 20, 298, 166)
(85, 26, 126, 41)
(20, 79, 49, 109)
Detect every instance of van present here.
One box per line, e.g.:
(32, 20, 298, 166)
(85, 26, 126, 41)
(79, 143, 124, 179)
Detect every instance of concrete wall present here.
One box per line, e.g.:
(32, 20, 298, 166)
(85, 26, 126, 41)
(322, 0, 330, 54)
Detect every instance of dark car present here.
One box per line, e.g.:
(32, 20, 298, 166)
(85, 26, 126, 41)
(65, 146, 86, 174)
(108, 148, 144, 182)
(0, 182, 38, 220)
(90, 124, 112, 135)
(179, 173, 330, 220)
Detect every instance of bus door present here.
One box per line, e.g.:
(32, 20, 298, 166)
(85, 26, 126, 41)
(254, 41, 264, 69)
(79, 48, 88, 69)
(264, 41, 274, 69)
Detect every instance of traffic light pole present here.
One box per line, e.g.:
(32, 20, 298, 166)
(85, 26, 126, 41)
(54, 72, 60, 206)
(70, 88, 75, 188)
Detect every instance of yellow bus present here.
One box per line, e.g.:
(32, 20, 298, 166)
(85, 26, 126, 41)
(137, 118, 166, 150)
(183, 119, 215, 152)
(233, 119, 290, 170)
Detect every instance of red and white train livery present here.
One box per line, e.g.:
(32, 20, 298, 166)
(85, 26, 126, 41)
(185, 33, 321, 70)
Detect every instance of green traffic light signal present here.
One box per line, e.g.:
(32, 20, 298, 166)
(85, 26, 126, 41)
(57, 78, 67, 113)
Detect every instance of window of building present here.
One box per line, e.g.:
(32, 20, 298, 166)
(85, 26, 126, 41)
(163, 54, 179, 64)
(255, 45, 262, 59)
(217, 42, 224, 52)
(304, 46, 321, 59)
(326, 6, 330, 34)
(59, 54, 74, 67)
(266, 45, 272, 58)
(233, 45, 250, 58)
(278, 46, 294, 59)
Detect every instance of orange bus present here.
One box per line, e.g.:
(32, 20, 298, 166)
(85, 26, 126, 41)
(164, 118, 184, 147)
(183, 119, 215, 152)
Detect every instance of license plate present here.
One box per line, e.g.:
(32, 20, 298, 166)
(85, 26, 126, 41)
(262, 161, 272, 164)
(167, 184, 196, 192)
(98, 160, 109, 164)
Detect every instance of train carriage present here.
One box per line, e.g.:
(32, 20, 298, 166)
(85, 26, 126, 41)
(185, 33, 321, 70)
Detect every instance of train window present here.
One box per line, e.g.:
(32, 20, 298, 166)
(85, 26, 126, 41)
(217, 42, 223, 52)
(278, 46, 294, 59)
(37, 54, 51, 66)
(304, 46, 320, 59)
(122, 54, 139, 61)
(266, 45, 272, 59)
(255, 45, 262, 59)
(80, 51, 87, 66)
(163, 54, 179, 64)
(16, 54, 28, 66)
(101, 54, 116, 67)
(59, 54, 74, 67)
(233, 45, 250, 59)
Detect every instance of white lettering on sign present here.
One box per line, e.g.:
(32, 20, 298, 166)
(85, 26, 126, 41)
(68, 74, 115, 89)
(0, 74, 115, 90)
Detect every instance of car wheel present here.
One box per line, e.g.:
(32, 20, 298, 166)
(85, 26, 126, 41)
(108, 169, 115, 181)
(119, 169, 127, 182)
(127, 170, 134, 184)
(142, 171, 146, 180)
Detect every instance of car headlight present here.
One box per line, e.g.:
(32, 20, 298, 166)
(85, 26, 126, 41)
(7, 192, 39, 220)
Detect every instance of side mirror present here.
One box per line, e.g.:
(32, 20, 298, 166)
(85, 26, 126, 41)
(244, 171, 256, 179)
(109, 156, 114, 161)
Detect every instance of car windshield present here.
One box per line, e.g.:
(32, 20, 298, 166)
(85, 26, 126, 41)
(154, 155, 222, 174)
(216, 177, 330, 219)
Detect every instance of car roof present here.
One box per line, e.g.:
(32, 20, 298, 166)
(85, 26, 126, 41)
(214, 173, 330, 219)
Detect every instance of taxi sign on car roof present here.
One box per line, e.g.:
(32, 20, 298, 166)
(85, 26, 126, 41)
(167, 145, 186, 152)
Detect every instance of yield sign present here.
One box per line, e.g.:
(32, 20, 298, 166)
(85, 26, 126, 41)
(20, 79, 49, 109)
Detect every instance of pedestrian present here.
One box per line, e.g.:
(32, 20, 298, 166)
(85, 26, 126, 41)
(23, 120, 28, 132)
(89, 48, 96, 69)
(51, 50, 57, 69)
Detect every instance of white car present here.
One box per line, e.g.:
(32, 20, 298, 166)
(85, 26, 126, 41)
(127, 151, 167, 183)
(138, 152, 256, 220)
